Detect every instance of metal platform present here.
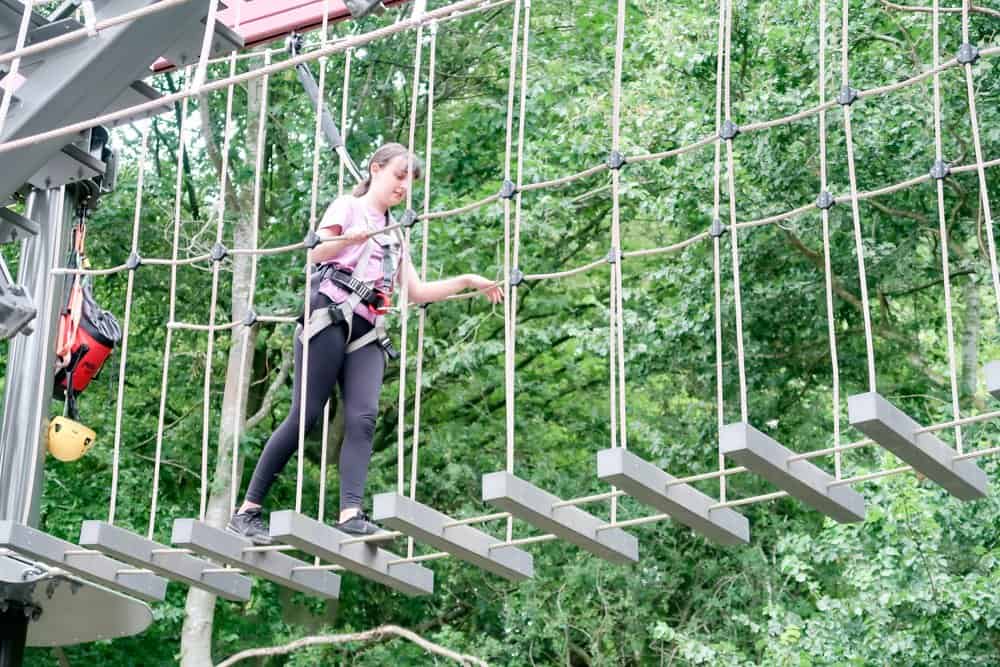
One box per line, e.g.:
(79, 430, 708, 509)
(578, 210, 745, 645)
(0, 0, 244, 203)
(373, 493, 534, 582)
(720, 422, 866, 523)
(848, 392, 988, 501)
(171, 518, 340, 599)
(269, 510, 433, 596)
(79, 521, 251, 602)
(482, 471, 638, 564)
(986, 361, 1000, 401)
(1, 552, 153, 647)
(596, 448, 750, 546)
(0, 521, 166, 603)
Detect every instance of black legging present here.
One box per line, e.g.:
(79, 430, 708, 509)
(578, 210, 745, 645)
(245, 291, 386, 510)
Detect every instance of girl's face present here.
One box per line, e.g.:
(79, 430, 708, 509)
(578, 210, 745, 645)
(369, 155, 415, 208)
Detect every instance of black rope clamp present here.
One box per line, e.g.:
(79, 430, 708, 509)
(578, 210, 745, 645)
(210, 242, 229, 261)
(930, 160, 950, 181)
(302, 231, 320, 250)
(815, 191, 835, 210)
(509, 267, 524, 287)
(709, 218, 727, 238)
(719, 120, 739, 141)
(957, 43, 980, 65)
(837, 85, 858, 106)
(399, 208, 418, 229)
(242, 308, 258, 327)
(606, 246, 621, 264)
(499, 179, 517, 200)
(126, 252, 142, 271)
(607, 150, 626, 170)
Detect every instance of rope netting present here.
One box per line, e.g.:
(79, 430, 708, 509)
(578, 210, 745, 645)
(11, 0, 1000, 571)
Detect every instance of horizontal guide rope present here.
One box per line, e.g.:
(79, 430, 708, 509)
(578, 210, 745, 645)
(54, 155, 999, 284)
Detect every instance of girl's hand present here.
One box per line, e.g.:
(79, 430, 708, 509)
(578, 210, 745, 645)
(466, 275, 503, 304)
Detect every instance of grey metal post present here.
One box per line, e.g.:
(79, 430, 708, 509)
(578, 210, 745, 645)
(0, 186, 74, 526)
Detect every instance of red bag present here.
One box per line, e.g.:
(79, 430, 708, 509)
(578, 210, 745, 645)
(53, 220, 121, 409)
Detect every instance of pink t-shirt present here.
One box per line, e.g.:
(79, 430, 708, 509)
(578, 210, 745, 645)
(316, 196, 406, 324)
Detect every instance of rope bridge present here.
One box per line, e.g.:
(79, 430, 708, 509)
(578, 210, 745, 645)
(0, 0, 997, 609)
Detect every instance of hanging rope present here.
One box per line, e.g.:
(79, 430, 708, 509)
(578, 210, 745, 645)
(107, 126, 150, 525)
(840, 0, 878, 393)
(930, 0, 964, 453)
(818, 0, 843, 478)
(408, 21, 439, 560)
(397, 0, 428, 496)
(298, 1, 335, 516)
(722, 0, 748, 422)
(148, 70, 193, 539)
(315, 1, 336, 561)
(607, 0, 628, 522)
(230, 52, 272, 519)
(959, 1, 1000, 321)
(500, 0, 523, 542)
(712, 0, 728, 502)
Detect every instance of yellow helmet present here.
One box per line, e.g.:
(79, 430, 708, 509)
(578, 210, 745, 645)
(47, 417, 96, 462)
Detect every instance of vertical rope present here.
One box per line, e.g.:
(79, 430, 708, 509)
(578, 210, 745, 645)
(840, 0, 877, 392)
(959, 1, 1000, 321)
(338, 49, 353, 195)
(712, 0, 728, 502)
(501, 0, 523, 542)
(201, 54, 238, 521)
(108, 126, 150, 525)
(0, 0, 31, 136)
(298, 6, 335, 515)
(607, 0, 627, 522)
(931, 0, 963, 453)
(149, 70, 193, 539)
(408, 21, 438, 560)
(397, 2, 427, 496)
(722, 0, 748, 422)
(508, 0, 533, 482)
(610, 0, 628, 452)
(818, 0, 842, 477)
(316, 2, 334, 559)
(230, 52, 271, 516)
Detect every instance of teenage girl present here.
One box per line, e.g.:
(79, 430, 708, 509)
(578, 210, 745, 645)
(228, 143, 502, 543)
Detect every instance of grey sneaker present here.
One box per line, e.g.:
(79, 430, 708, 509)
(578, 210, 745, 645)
(226, 508, 272, 545)
(335, 511, 383, 537)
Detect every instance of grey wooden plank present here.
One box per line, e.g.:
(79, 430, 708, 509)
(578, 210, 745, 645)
(269, 510, 433, 596)
(171, 518, 340, 599)
(0, 520, 166, 602)
(848, 391, 987, 501)
(79, 520, 251, 602)
(596, 448, 749, 546)
(720, 422, 866, 523)
(482, 471, 638, 564)
(372, 493, 533, 582)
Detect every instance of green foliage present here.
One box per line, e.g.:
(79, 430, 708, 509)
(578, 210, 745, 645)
(17, 0, 1000, 665)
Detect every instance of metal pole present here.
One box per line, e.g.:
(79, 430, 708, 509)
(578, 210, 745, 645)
(0, 602, 28, 667)
(0, 186, 74, 527)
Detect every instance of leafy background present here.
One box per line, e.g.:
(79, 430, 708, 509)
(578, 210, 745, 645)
(3, 0, 999, 664)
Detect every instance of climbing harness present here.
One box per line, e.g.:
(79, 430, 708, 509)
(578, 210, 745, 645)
(298, 208, 404, 362)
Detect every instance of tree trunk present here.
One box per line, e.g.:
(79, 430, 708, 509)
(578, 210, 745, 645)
(961, 276, 983, 410)
(179, 74, 267, 667)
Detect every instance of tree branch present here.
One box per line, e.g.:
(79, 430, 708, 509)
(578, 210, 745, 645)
(877, 0, 1000, 20)
(245, 352, 294, 431)
(214, 625, 489, 667)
